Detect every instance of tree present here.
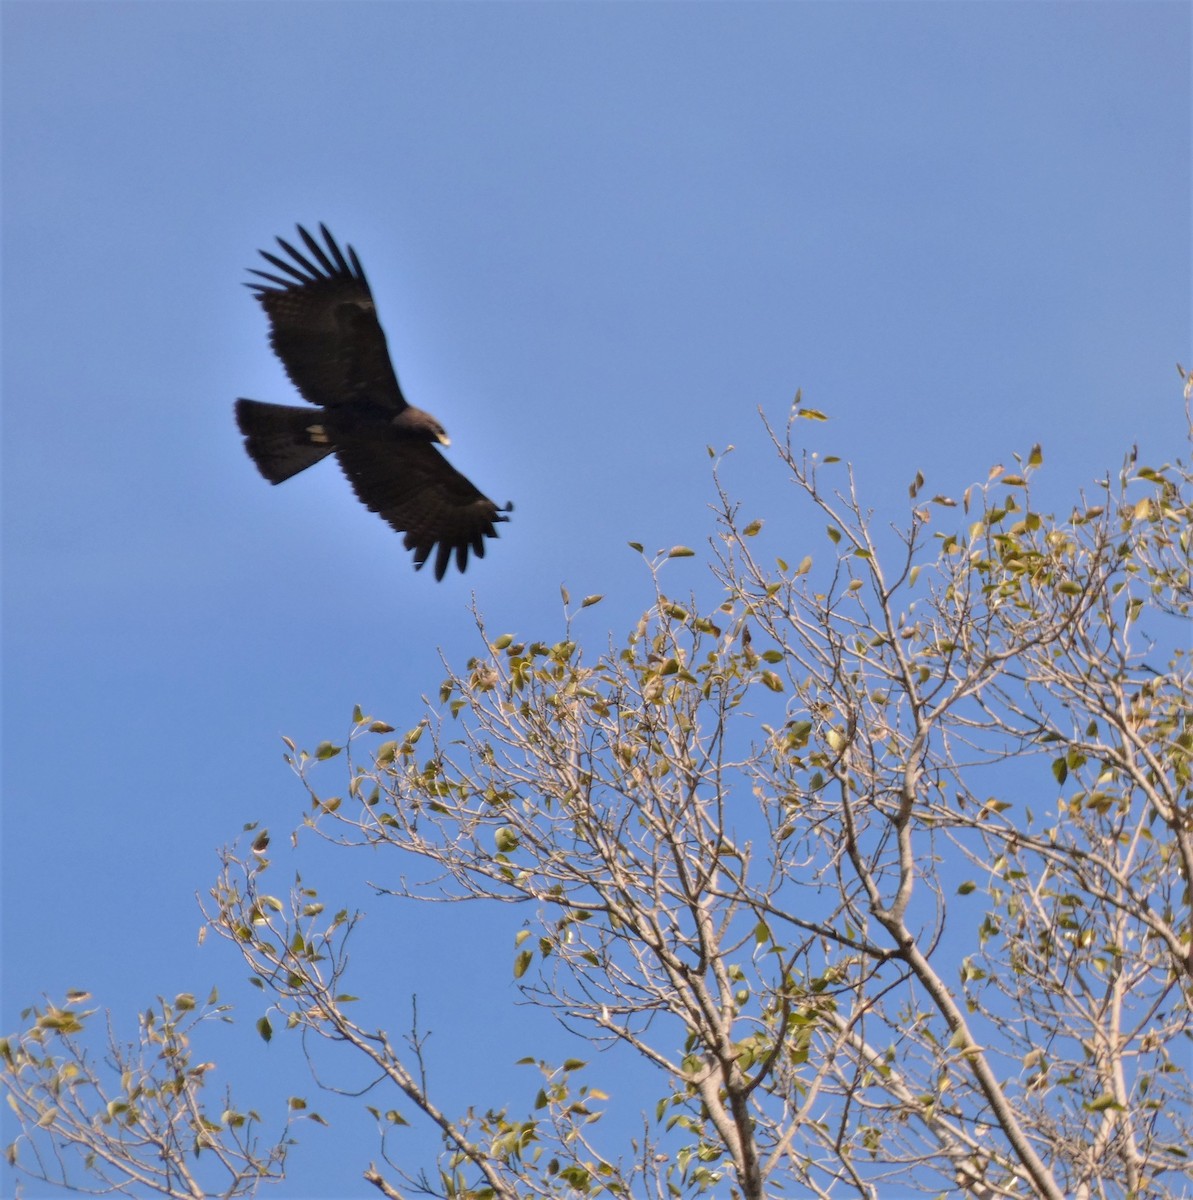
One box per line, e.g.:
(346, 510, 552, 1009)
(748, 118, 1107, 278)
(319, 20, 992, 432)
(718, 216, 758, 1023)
(6, 388, 1191, 1199)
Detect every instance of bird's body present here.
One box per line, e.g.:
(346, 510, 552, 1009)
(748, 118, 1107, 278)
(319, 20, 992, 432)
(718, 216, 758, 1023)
(235, 224, 510, 579)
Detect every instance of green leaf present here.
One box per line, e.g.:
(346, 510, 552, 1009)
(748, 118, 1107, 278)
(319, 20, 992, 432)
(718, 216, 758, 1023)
(256, 1017, 272, 1043)
(667, 546, 696, 558)
(513, 950, 533, 979)
(581, 594, 604, 608)
(1052, 758, 1068, 785)
(826, 526, 841, 544)
(315, 742, 342, 761)
(743, 519, 763, 537)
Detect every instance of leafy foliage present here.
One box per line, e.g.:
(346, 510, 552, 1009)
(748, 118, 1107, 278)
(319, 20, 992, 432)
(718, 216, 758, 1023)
(2, 990, 310, 1197)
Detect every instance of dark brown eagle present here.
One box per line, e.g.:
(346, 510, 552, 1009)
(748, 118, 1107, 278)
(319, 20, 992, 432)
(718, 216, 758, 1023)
(235, 224, 510, 579)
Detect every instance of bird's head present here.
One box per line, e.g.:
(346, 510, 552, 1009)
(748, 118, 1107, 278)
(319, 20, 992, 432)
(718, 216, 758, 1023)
(397, 406, 450, 446)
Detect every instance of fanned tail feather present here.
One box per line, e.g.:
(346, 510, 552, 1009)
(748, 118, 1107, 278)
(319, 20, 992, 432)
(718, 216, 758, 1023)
(235, 399, 335, 484)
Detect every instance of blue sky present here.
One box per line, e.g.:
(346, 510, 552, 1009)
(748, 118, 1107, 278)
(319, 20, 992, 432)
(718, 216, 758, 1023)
(2, 3, 1189, 1196)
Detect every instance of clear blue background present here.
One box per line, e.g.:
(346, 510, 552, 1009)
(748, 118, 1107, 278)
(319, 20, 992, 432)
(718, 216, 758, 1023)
(3, 3, 1188, 1197)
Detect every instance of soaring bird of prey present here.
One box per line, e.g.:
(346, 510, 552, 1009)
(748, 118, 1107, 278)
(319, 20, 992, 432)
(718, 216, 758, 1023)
(235, 224, 511, 579)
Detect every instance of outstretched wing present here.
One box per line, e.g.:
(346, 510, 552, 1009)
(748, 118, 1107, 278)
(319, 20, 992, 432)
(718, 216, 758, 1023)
(247, 224, 407, 412)
(334, 438, 510, 580)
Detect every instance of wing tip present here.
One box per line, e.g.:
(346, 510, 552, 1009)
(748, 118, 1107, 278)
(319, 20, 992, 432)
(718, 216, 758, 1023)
(247, 223, 361, 291)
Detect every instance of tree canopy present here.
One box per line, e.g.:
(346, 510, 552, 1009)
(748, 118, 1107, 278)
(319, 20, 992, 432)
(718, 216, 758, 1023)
(5, 390, 1191, 1200)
